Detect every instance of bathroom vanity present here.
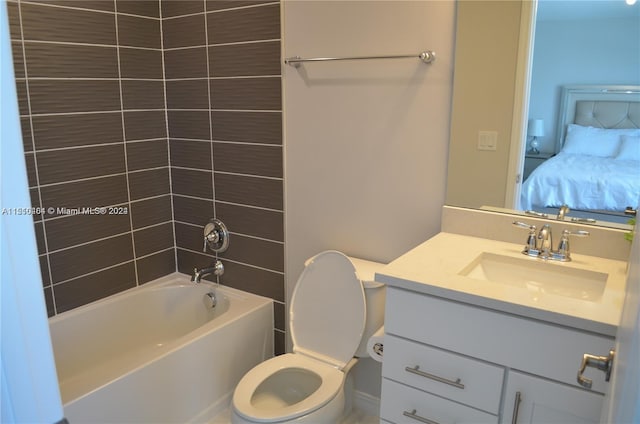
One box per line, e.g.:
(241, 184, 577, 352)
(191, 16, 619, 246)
(376, 230, 629, 424)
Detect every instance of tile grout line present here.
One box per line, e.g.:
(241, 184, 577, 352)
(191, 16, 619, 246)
(177, 246, 284, 275)
(38, 195, 170, 225)
(16, 0, 58, 315)
(174, 219, 284, 245)
(22, 108, 280, 118)
(203, 0, 218, 239)
(170, 137, 282, 147)
(158, 1, 179, 274)
(46, 221, 173, 257)
(173, 193, 283, 213)
(20, 0, 163, 20)
(16, 39, 163, 51)
(32, 169, 168, 191)
(13, 38, 282, 52)
(172, 165, 282, 181)
(164, 39, 281, 51)
(113, 0, 140, 286)
(26, 137, 168, 155)
(162, 1, 279, 21)
(50, 247, 174, 288)
(20, 77, 165, 81)
(212, 169, 283, 181)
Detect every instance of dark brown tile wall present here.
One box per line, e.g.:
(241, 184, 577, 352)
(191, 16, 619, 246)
(10, 0, 284, 355)
(9, 0, 174, 318)
(165, 1, 284, 355)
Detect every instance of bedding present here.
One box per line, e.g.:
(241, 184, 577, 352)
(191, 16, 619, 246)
(562, 124, 639, 157)
(520, 151, 640, 212)
(616, 135, 640, 161)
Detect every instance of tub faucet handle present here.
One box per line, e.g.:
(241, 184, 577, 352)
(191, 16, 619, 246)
(203, 218, 230, 253)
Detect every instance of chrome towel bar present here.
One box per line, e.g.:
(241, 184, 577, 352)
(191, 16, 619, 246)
(284, 50, 435, 67)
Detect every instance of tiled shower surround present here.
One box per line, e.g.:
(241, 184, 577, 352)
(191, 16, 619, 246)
(8, 0, 285, 354)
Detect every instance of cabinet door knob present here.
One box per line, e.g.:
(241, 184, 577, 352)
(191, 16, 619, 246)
(577, 349, 615, 389)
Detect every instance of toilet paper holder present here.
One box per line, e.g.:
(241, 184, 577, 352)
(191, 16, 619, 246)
(372, 342, 383, 356)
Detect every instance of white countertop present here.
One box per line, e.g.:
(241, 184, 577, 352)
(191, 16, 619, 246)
(376, 232, 629, 337)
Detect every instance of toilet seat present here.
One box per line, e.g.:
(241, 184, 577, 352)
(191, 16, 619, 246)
(233, 251, 368, 423)
(290, 250, 366, 369)
(232, 353, 344, 422)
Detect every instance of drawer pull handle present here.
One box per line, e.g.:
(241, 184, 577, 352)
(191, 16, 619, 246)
(511, 391, 522, 424)
(403, 409, 440, 424)
(405, 365, 465, 389)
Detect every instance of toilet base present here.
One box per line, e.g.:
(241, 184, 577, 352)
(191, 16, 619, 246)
(231, 389, 345, 424)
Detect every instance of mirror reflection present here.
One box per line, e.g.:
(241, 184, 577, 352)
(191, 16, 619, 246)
(446, 0, 640, 228)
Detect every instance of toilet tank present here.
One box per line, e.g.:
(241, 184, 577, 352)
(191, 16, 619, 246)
(348, 257, 387, 358)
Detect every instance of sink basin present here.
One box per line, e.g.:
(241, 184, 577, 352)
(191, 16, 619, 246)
(459, 253, 608, 302)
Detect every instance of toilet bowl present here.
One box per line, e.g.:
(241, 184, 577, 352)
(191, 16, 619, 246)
(231, 251, 386, 424)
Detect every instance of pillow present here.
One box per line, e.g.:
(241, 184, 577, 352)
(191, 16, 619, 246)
(616, 135, 640, 161)
(562, 124, 639, 157)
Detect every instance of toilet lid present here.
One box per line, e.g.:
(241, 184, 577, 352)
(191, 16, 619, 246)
(290, 251, 366, 369)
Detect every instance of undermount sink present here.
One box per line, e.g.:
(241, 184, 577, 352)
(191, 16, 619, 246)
(459, 252, 608, 302)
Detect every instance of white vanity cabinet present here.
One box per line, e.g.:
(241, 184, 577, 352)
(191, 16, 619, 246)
(380, 287, 615, 424)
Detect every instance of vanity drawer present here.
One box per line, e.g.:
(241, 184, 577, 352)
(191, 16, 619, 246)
(383, 335, 504, 414)
(380, 379, 498, 424)
(385, 287, 615, 393)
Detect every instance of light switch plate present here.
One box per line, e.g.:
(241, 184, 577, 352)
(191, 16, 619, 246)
(478, 131, 498, 151)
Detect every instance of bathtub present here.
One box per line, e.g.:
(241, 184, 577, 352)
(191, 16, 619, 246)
(48, 272, 273, 423)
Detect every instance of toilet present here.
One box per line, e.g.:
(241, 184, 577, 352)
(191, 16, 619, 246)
(231, 250, 386, 424)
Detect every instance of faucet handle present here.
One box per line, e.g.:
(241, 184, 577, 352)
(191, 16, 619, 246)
(513, 221, 536, 231)
(524, 210, 549, 218)
(513, 221, 537, 251)
(557, 229, 590, 261)
(563, 229, 590, 237)
(203, 218, 230, 253)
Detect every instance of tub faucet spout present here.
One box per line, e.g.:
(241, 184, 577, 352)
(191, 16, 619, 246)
(191, 260, 224, 283)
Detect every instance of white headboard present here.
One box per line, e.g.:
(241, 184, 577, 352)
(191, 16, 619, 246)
(556, 84, 640, 152)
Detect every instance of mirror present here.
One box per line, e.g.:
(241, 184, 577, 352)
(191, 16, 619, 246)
(446, 0, 639, 228)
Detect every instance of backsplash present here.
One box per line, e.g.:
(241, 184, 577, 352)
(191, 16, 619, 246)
(9, 0, 284, 354)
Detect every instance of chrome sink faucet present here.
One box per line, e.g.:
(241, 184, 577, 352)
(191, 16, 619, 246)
(191, 260, 224, 283)
(537, 224, 553, 258)
(556, 204, 570, 221)
(513, 221, 589, 262)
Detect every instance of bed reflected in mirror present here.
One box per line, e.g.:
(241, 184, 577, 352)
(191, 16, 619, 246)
(520, 85, 640, 224)
(446, 0, 640, 228)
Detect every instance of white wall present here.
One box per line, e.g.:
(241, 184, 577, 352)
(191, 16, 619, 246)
(283, 0, 455, 397)
(529, 17, 640, 153)
(445, 0, 523, 210)
(1, 3, 64, 421)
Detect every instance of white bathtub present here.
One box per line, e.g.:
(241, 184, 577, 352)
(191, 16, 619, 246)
(48, 272, 274, 423)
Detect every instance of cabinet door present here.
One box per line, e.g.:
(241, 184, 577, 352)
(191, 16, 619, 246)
(503, 371, 603, 424)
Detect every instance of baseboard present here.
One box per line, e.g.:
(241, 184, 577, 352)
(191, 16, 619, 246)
(353, 390, 380, 417)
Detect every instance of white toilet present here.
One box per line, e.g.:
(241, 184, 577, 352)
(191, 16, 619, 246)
(231, 250, 386, 424)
